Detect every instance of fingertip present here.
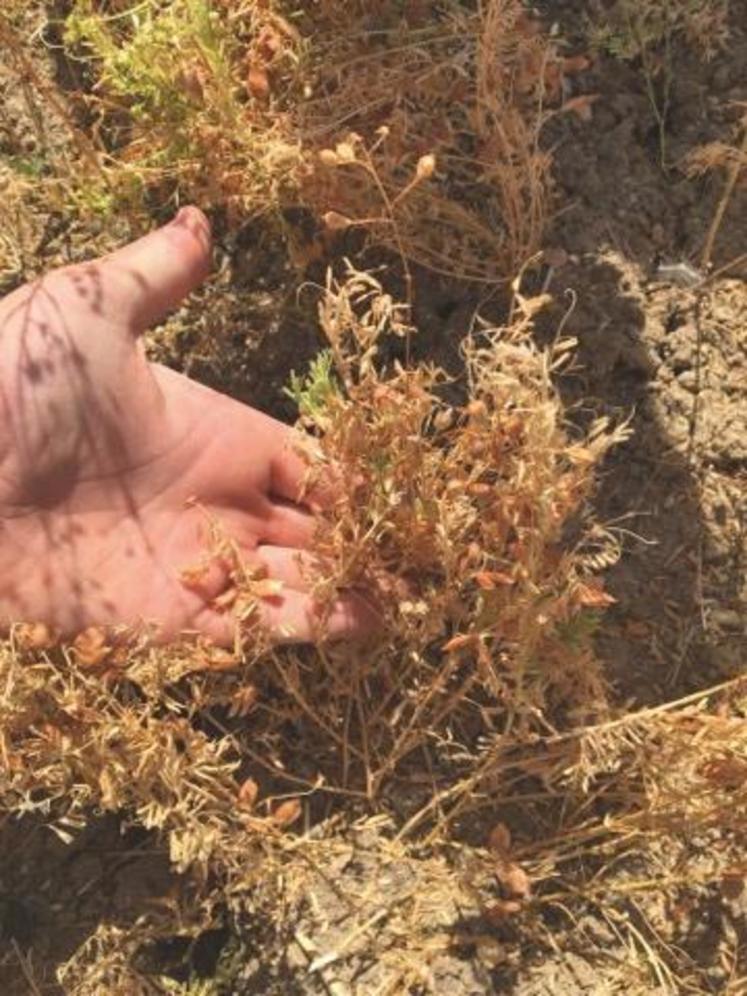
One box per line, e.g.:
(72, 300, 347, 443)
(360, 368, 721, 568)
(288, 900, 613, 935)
(188, 582, 381, 649)
(171, 205, 212, 247)
(270, 589, 381, 645)
(323, 592, 382, 643)
(101, 205, 213, 332)
(163, 205, 212, 282)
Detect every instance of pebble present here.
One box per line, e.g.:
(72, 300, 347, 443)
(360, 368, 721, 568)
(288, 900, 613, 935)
(671, 347, 693, 373)
(677, 370, 698, 391)
(657, 365, 674, 384)
(666, 415, 691, 444)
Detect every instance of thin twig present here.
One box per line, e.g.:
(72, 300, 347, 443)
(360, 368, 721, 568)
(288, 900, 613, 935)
(701, 119, 747, 270)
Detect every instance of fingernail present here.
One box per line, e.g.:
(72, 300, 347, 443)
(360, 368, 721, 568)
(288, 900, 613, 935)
(172, 205, 211, 238)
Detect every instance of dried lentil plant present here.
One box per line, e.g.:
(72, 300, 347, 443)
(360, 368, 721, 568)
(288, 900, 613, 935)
(303, 0, 558, 280)
(2, 273, 746, 992)
(254, 267, 629, 802)
(4, 0, 563, 280)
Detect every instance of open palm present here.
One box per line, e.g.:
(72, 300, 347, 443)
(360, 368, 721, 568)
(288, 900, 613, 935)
(0, 208, 367, 646)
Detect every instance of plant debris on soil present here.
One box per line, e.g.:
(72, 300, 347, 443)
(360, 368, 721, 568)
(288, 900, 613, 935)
(0, 1, 745, 994)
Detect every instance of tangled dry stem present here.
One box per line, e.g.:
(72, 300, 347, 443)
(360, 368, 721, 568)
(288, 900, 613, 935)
(1, 0, 561, 282)
(0, 273, 743, 992)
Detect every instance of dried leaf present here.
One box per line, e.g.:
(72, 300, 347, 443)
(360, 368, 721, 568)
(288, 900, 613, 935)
(250, 578, 285, 599)
(198, 648, 238, 672)
(565, 444, 597, 466)
(323, 211, 353, 231)
(334, 141, 356, 163)
(415, 153, 436, 180)
(319, 148, 340, 167)
(476, 571, 515, 589)
(562, 54, 592, 75)
(496, 860, 531, 899)
(485, 899, 522, 923)
(433, 407, 454, 431)
(442, 633, 475, 653)
(213, 587, 238, 610)
(247, 65, 270, 101)
(15, 622, 55, 651)
(560, 94, 599, 121)
(180, 561, 212, 591)
(237, 778, 259, 810)
(73, 627, 111, 668)
(576, 582, 617, 608)
(468, 483, 492, 497)
(228, 684, 259, 718)
(488, 822, 512, 856)
(272, 798, 302, 827)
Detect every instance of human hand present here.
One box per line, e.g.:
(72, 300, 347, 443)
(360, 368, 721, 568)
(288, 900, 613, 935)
(0, 207, 370, 646)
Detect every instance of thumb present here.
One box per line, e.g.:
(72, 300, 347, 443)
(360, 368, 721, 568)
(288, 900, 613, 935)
(100, 206, 212, 333)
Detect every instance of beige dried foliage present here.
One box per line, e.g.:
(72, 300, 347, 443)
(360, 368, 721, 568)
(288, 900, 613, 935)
(0, 163, 44, 281)
(684, 112, 746, 267)
(1, 6, 744, 987)
(311, 268, 624, 697)
(302, 0, 563, 280)
(685, 138, 747, 177)
(10, 0, 575, 282)
(0, 273, 744, 991)
(1, 0, 565, 280)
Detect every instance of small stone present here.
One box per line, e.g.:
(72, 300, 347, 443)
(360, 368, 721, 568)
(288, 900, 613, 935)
(666, 415, 691, 444)
(671, 346, 693, 373)
(677, 370, 697, 391)
(657, 365, 674, 384)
